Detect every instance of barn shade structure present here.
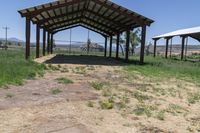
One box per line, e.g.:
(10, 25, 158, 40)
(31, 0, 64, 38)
(152, 26, 200, 60)
(18, 0, 154, 63)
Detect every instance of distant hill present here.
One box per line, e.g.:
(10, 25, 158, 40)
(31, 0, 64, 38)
(0, 37, 24, 43)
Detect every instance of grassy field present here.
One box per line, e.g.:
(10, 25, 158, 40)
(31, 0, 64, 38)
(0, 47, 200, 87)
(0, 48, 46, 87)
(126, 56, 200, 85)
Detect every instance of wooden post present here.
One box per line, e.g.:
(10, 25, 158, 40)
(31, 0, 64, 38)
(125, 30, 130, 62)
(181, 36, 186, 60)
(165, 38, 170, 58)
(47, 32, 50, 54)
(170, 38, 173, 58)
(140, 26, 146, 64)
(36, 24, 40, 58)
(116, 33, 120, 59)
(104, 36, 107, 57)
(43, 29, 46, 56)
(51, 34, 53, 54)
(153, 39, 157, 57)
(25, 17, 31, 59)
(185, 37, 188, 60)
(109, 36, 112, 57)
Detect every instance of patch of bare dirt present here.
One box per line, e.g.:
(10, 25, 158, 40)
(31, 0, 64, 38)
(0, 54, 200, 133)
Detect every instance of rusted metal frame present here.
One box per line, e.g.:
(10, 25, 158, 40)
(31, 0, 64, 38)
(140, 25, 146, 64)
(77, 1, 81, 11)
(165, 37, 171, 59)
(36, 24, 40, 58)
(19, 0, 83, 18)
(181, 35, 186, 60)
(125, 30, 130, 62)
(46, 16, 82, 29)
(112, 13, 122, 22)
(42, 29, 46, 56)
(35, 10, 83, 25)
(81, 0, 90, 17)
(104, 36, 108, 57)
(53, 24, 80, 34)
(116, 33, 120, 59)
(92, 0, 147, 26)
(97, 0, 107, 13)
(81, 19, 114, 35)
(82, 16, 118, 33)
(37, 9, 122, 31)
(51, 4, 57, 24)
(85, 9, 124, 29)
(59, 5, 63, 15)
(25, 17, 31, 59)
(53, 23, 108, 37)
(50, 19, 112, 35)
(79, 24, 109, 37)
(50, 20, 81, 31)
(109, 36, 113, 58)
(49, 17, 114, 35)
(102, 3, 114, 16)
(107, 10, 115, 19)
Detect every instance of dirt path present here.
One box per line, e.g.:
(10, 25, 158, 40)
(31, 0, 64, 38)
(0, 55, 200, 133)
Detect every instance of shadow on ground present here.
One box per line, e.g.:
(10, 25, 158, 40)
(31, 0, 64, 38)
(44, 54, 128, 66)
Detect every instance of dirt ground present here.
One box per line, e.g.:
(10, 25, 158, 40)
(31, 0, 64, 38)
(0, 54, 200, 133)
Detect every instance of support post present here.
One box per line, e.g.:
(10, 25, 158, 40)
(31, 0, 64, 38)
(43, 29, 46, 56)
(47, 32, 50, 54)
(170, 38, 173, 58)
(125, 30, 130, 62)
(36, 25, 40, 58)
(51, 34, 53, 54)
(140, 26, 146, 64)
(116, 33, 120, 59)
(25, 17, 31, 59)
(181, 36, 186, 60)
(104, 36, 107, 57)
(185, 37, 188, 60)
(109, 36, 112, 58)
(165, 38, 170, 58)
(153, 39, 157, 57)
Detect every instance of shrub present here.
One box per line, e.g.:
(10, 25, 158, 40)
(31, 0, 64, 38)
(99, 99, 113, 109)
(51, 88, 62, 95)
(56, 77, 73, 84)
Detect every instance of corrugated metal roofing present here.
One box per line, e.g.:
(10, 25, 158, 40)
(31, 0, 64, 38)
(153, 26, 200, 41)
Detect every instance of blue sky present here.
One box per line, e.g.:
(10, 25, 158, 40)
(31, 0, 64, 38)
(0, 0, 200, 45)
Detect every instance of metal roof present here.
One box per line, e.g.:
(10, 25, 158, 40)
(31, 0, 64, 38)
(18, 0, 154, 36)
(153, 26, 200, 41)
